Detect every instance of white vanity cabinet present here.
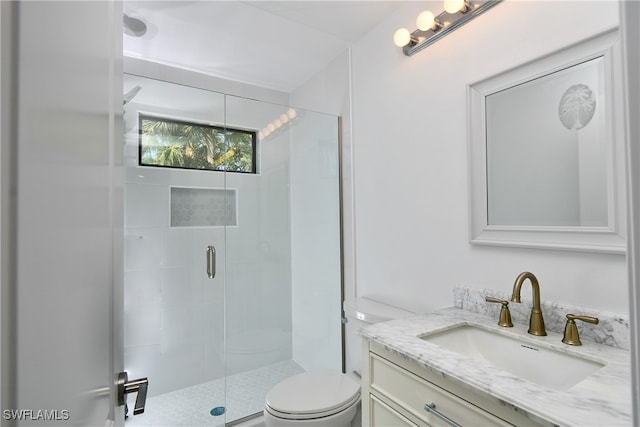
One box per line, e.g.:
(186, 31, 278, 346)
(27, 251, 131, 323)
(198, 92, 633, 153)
(362, 341, 543, 427)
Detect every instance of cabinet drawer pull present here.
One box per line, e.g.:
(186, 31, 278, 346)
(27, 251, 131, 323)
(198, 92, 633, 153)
(424, 403, 462, 427)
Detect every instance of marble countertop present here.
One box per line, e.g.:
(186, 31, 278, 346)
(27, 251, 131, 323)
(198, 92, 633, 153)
(360, 307, 632, 427)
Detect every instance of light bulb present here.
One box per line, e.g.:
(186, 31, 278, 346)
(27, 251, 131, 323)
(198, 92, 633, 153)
(444, 0, 466, 13)
(416, 11, 436, 31)
(274, 119, 283, 129)
(267, 123, 276, 132)
(287, 108, 297, 119)
(393, 28, 411, 47)
(280, 113, 289, 124)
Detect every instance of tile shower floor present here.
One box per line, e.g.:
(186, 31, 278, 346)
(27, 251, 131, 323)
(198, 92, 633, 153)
(126, 360, 304, 427)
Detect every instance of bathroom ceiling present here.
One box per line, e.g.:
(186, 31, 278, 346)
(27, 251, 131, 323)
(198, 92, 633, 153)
(123, 0, 408, 92)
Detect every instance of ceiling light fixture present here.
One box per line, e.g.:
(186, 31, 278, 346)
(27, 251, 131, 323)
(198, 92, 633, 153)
(394, 0, 501, 56)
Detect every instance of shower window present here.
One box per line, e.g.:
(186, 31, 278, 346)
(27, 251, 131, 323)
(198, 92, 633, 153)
(139, 114, 257, 173)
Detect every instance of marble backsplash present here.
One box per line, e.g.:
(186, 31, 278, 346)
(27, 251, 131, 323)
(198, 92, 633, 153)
(454, 286, 630, 350)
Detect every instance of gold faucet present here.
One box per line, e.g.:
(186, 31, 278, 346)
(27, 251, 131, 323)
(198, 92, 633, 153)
(485, 296, 513, 327)
(511, 272, 546, 336)
(562, 314, 599, 346)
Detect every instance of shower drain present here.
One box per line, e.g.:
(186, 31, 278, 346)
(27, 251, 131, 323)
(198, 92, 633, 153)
(210, 406, 225, 417)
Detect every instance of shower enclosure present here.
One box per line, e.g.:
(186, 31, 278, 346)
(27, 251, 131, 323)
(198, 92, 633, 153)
(122, 73, 342, 425)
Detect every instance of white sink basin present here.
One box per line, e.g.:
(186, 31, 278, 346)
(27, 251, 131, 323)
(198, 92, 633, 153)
(420, 324, 605, 391)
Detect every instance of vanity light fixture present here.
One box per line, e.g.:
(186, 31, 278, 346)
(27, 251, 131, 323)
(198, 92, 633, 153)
(416, 10, 441, 32)
(394, 0, 501, 56)
(259, 108, 298, 140)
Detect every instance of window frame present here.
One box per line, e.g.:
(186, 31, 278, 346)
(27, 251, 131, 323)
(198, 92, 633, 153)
(138, 113, 257, 174)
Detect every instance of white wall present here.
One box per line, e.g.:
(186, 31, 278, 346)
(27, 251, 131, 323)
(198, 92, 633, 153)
(294, 1, 628, 318)
(352, 0, 627, 314)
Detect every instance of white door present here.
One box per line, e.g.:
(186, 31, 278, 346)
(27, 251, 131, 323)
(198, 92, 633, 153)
(1, 1, 125, 426)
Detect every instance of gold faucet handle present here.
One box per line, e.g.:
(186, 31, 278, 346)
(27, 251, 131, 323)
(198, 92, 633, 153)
(562, 313, 599, 346)
(566, 314, 599, 324)
(485, 296, 513, 327)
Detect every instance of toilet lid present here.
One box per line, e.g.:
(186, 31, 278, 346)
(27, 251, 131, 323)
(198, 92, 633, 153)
(265, 370, 360, 418)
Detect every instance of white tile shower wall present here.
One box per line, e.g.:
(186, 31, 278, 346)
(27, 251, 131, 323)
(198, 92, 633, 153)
(125, 170, 294, 396)
(124, 183, 228, 396)
(454, 286, 630, 350)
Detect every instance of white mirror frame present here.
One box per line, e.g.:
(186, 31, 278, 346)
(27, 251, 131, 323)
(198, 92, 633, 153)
(468, 29, 626, 254)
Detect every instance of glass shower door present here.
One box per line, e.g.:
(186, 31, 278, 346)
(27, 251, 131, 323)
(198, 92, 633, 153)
(122, 73, 228, 426)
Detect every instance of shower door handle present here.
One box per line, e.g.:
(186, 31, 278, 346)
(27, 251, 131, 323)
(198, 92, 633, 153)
(117, 371, 148, 416)
(207, 245, 216, 279)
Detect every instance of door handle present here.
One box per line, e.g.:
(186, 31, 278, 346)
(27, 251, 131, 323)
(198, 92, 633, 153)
(117, 371, 148, 415)
(207, 245, 216, 279)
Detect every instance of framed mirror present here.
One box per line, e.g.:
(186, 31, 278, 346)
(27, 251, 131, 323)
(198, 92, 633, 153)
(467, 29, 626, 253)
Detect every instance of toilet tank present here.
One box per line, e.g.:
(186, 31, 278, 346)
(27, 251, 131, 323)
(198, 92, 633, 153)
(343, 297, 414, 376)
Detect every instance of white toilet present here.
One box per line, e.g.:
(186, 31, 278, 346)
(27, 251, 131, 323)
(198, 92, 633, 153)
(263, 297, 414, 426)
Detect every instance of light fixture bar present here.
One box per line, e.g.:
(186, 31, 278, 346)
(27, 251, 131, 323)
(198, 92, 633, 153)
(402, 0, 502, 56)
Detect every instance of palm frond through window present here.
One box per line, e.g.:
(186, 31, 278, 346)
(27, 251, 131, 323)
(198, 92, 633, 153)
(139, 114, 256, 173)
